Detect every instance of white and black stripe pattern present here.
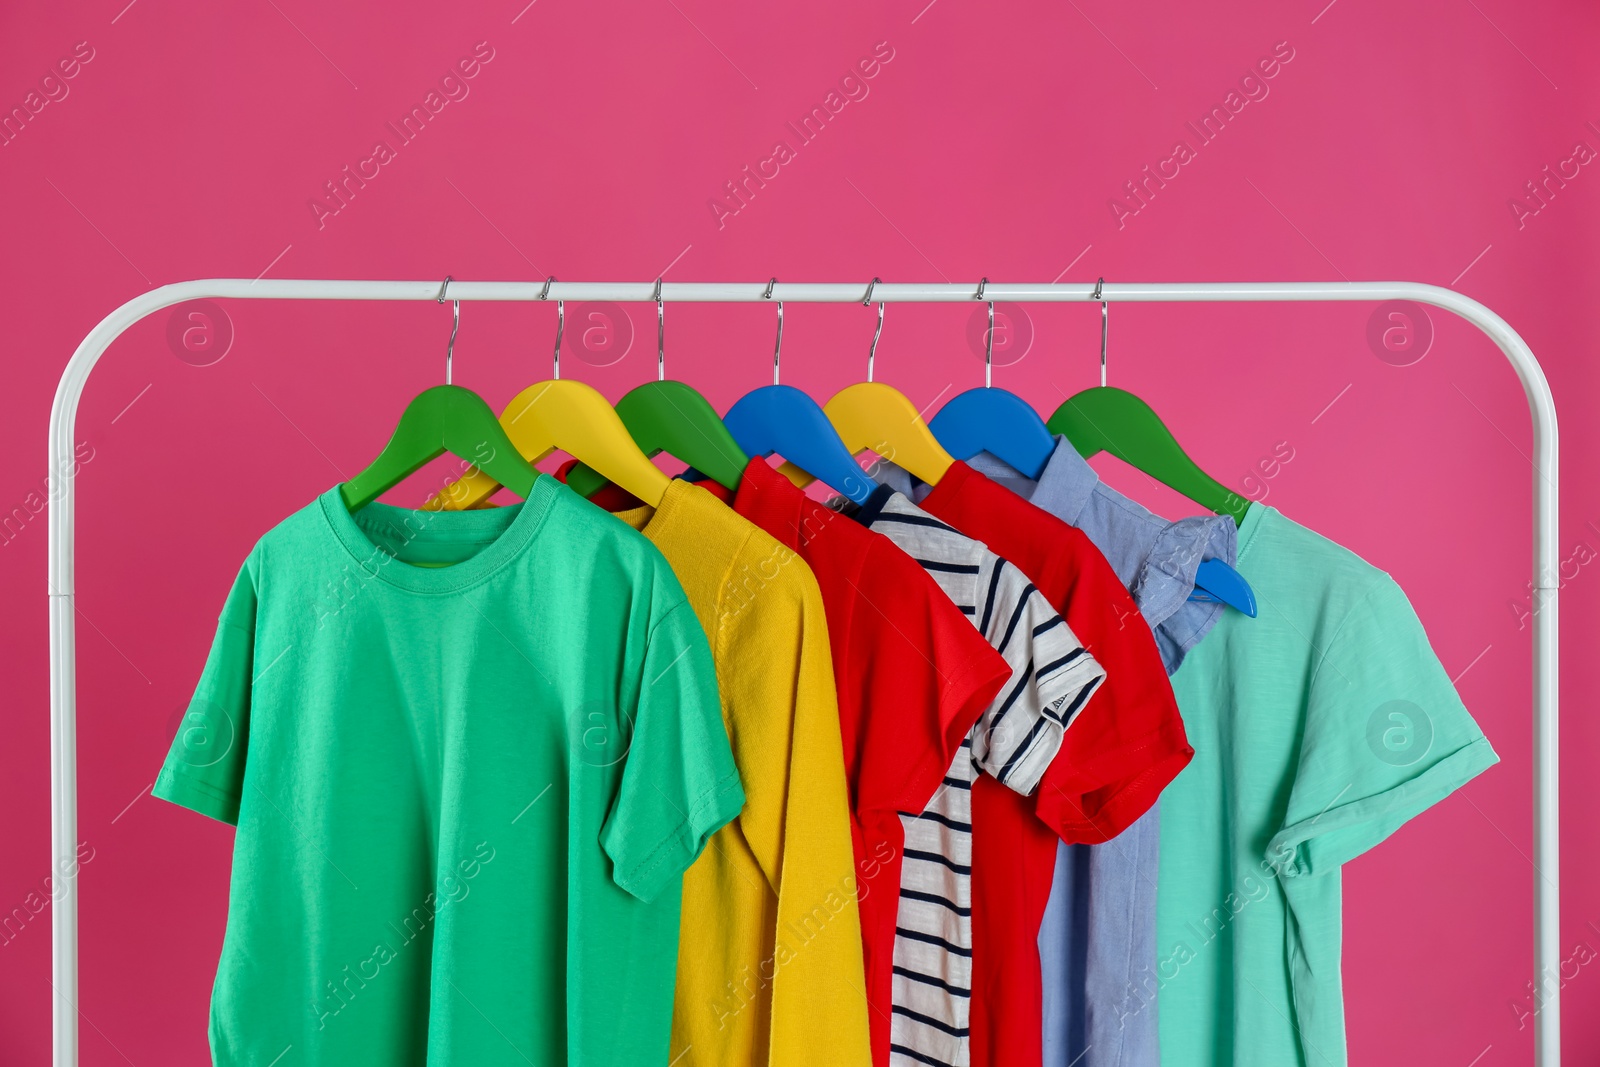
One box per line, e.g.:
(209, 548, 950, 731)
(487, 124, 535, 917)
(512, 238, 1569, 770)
(857, 488, 1106, 1067)
(891, 737, 976, 1066)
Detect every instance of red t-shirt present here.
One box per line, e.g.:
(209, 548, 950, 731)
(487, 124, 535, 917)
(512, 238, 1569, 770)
(913, 461, 1192, 1067)
(705, 458, 1011, 1066)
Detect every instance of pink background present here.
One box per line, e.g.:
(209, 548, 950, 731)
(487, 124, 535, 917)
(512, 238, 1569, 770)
(2, 0, 1597, 1063)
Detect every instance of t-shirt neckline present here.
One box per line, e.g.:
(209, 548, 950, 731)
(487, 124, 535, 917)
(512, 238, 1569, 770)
(318, 476, 557, 593)
(611, 477, 692, 538)
(1234, 500, 1269, 563)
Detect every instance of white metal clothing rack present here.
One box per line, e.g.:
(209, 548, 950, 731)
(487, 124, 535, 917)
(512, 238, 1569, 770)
(47, 279, 1561, 1066)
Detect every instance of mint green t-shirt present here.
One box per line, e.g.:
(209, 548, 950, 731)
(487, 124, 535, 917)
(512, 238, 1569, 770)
(1156, 505, 1497, 1067)
(154, 479, 743, 1066)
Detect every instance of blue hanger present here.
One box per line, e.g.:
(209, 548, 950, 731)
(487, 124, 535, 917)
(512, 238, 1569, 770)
(722, 282, 878, 505)
(931, 389, 1056, 478)
(1188, 559, 1258, 616)
(929, 280, 1058, 480)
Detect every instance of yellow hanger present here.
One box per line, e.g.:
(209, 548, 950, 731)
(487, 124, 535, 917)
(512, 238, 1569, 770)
(793, 282, 954, 488)
(429, 284, 671, 511)
(823, 381, 954, 485)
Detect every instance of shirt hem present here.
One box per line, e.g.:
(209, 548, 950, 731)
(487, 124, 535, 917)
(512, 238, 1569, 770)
(152, 767, 242, 825)
(612, 769, 745, 903)
(1003, 660, 1108, 797)
(1268, 734, 1499, 876)
(1039, 720, 1194, 843)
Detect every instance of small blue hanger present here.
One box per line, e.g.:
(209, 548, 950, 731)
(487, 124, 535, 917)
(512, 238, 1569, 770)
(722, 280, 878, 505)
(1188, 559, 1258, 616)
(929, 278, 1057, 480)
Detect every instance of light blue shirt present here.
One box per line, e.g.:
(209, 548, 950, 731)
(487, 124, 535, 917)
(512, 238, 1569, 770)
(880, 440, 1235, 1067)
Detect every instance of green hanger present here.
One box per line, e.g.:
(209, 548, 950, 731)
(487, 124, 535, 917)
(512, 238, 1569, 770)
(566, 282, 749, 499)
(1056, 388, 1267, 617)
(1047, 283, 1248, 522)
(1046, 385, 1248, 522)
(340, 384, 540, 512)
(565, 380, 749, 498)
(341, 282, 539, 512)
(1045, 286, 1256, 617)
(1047, 385, 1260, 617)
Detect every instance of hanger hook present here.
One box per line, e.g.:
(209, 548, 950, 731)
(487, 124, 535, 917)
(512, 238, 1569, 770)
(764, 277, 783, 386)
(653, 277, 665, 382)
(437, 275, 458, 385)
(539, 276, 562, 380)
(555, 298, 565, 380)
(863, 277, 883, 383)
(975, 277, 994, 388)
(1094, 277, 1108, 388)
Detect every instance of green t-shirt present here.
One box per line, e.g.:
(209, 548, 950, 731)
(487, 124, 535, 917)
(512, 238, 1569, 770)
(1156, 505, 1498, 1067)
(154, 479, 743, 1066)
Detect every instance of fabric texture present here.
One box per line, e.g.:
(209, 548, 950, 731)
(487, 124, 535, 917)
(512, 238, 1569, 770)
(929, 441, 1235, 1067)
(1156, 503, 1498, 1067)
(702, 457, 1013, 1067)
(887, 460, 1192, 1067)
(853, 485, 1106, 1067)
(154, 480, 740, 1067)
(609, 478, 873, 1067)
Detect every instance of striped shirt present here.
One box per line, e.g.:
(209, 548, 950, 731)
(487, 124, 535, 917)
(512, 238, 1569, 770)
(853, 486, 1106, 1067)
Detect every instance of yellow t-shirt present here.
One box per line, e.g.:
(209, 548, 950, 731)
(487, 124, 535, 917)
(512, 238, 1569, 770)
(614, 479, 871, 1067)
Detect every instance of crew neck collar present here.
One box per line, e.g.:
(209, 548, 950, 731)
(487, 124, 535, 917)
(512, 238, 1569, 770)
(319, 476, 557, 594)
(1234, 500, 1268, 561)
(611, 478, 697, 539)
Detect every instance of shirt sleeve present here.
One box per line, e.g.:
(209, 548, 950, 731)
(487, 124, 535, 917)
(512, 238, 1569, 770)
(850, 537, 1012, 816)
(152, 558, 259, 825)
(1035, 543, 1193, 844)
(971, 556, 1106, 795)
(1266, 575, 1499, 877)
(601, 597, 744, 903)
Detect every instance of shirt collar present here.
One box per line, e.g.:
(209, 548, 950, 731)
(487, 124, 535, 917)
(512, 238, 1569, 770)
(932, 439, 1099, 528)
(1026, 437, 1100, 527)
